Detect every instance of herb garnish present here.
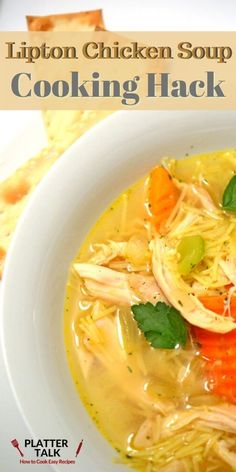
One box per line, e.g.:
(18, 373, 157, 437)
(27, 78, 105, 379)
(131, 301, 187, 349)
(222, 175, 236, 212)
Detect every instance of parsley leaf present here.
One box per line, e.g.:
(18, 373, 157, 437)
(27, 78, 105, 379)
(222, 175, 236, 212)
(131, 301, 187, 349)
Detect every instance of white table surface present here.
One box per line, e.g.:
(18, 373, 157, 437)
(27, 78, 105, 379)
(1, 1, 236, 471)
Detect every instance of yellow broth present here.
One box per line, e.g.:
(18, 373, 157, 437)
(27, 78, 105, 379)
(64, 149, 236, 472)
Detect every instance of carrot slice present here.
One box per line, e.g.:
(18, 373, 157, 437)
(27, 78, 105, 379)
(201, 344, 236, 359)
(199, 295, 236, 317)
(148, 166, 179, 229)
(194, 296, 236, 402)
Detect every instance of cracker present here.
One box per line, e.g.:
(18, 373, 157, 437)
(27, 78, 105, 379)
(44, 110, 111, 150)
(26, 9, 105, 31)
(27, 10, 109, 147)
(0, 9, 111, 276)
(0, 146, 60, 274)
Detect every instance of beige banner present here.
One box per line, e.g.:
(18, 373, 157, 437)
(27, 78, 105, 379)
(0, 31, 235, 109)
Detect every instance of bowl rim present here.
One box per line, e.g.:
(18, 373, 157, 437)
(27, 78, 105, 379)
(1, 109, 236, 471)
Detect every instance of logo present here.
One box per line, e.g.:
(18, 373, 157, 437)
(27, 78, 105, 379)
(75, 440, 83, 458)
(11, 439, 24, 457)
(11, 438, 84, 465)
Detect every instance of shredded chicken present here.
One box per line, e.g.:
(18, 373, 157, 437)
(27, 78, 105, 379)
(74, 263, 166, 305)
(132, 404, 236, 463)
(219, 258, 236, 286)
(191, 184, 217, 212)
(175, 181, 218, 213)
(162, 405, 236, 436)
(168, 212, 199, 236)
(89, 241, 127, 265)
(133, 417, 157, 449)
(215, 440, 236, 470)
(82, 316, 174, 415)
(151, 237, 236, 333)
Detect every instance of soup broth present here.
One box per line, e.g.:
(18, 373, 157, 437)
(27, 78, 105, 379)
(65, 149, 236, 472)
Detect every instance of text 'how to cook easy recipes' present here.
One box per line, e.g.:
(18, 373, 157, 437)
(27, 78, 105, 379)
(11, 438, 83, 466)
(0, 31, 236, 108)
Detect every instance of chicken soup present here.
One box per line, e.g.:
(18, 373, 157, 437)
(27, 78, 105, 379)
(64, 149, 236, 472)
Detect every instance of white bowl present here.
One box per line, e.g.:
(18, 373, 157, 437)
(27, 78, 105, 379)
(1, 111, 236, 472)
